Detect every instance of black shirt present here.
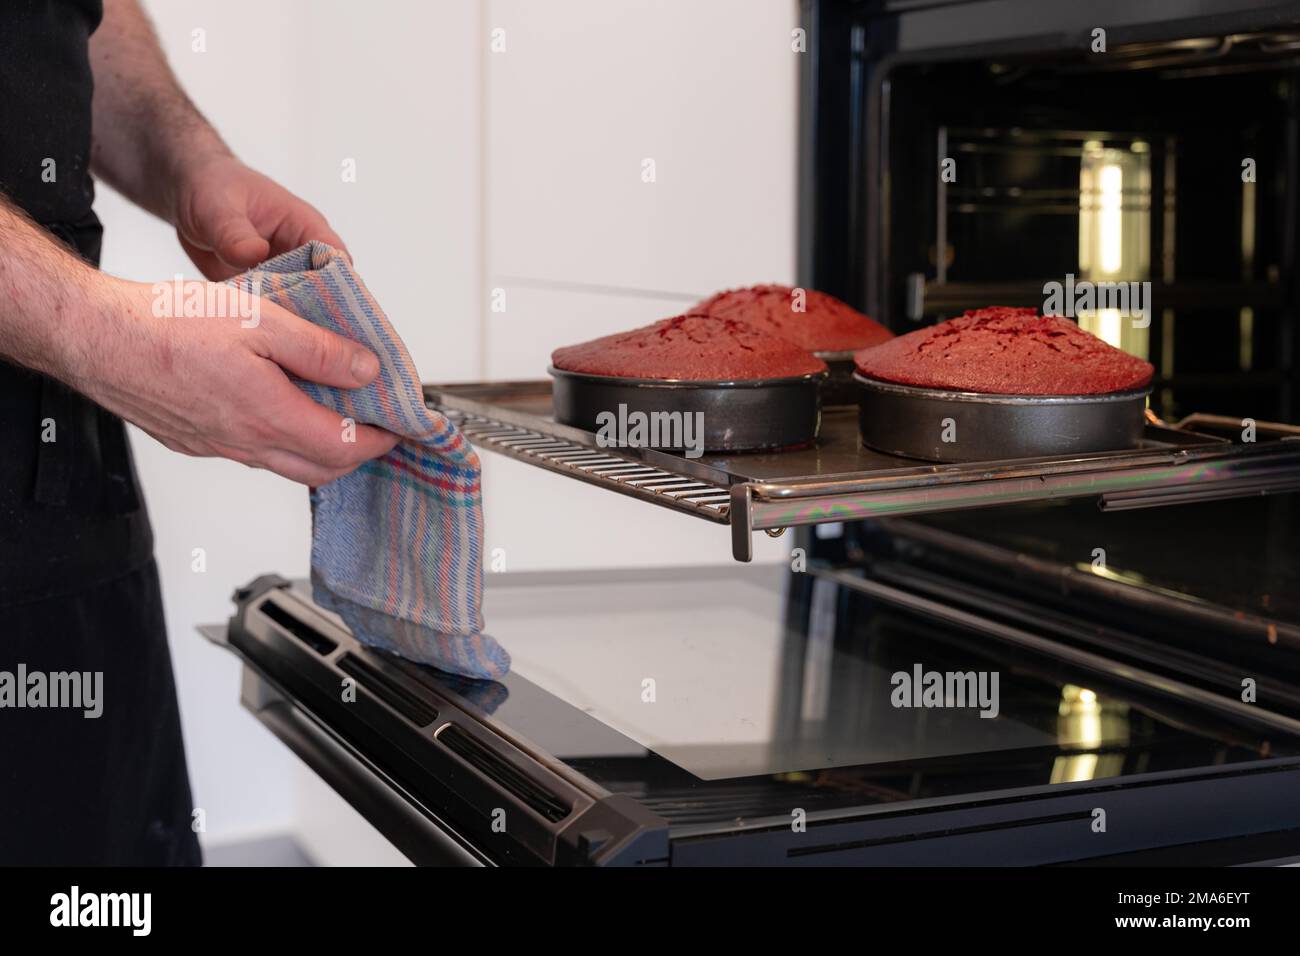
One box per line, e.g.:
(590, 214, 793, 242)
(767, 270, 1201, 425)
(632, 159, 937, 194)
(0, 0, 102, 223)
(0, 0, 154, 605)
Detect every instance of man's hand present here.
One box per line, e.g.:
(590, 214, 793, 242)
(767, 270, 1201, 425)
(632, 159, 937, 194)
(173, 155, 347, 281)
(89, 1, 347, 278)
(77, 275, 398, 486)
(58, 1, 394, 485)
(0, 195, 395, 487)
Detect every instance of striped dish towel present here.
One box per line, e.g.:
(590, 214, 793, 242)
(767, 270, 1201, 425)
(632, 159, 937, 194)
(228, 242, 510, 681)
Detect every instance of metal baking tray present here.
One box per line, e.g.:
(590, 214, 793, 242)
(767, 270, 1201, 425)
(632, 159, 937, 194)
(425, 379, 1300, 561)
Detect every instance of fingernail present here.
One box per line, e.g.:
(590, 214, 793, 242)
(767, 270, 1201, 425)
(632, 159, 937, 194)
(351, 350, 379, 384)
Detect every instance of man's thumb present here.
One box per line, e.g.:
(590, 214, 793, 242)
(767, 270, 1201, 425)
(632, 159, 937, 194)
(267, 314, 381, 389)
(208, 210, 271, 268)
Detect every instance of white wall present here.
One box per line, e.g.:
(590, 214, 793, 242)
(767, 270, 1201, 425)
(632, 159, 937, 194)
(96, 0, 799, 860)
(480, 0, 798, 573)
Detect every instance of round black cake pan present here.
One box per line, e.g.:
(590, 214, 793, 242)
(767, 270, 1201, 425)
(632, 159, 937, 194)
(550, 366, 826, 454)
(815, 350, 861, 406)
(854, 372, 1150, 462)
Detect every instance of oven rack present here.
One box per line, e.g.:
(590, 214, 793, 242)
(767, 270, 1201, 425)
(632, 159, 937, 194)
(426, 380, 1300, 561)
(449, 412, 734, 525)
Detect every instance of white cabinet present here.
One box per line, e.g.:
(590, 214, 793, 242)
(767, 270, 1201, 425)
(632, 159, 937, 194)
(485, 0, 800, 294)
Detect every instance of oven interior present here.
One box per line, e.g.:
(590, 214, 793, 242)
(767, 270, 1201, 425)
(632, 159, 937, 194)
(882, 38, 1299, 424)
(801, 5, 1300, 622)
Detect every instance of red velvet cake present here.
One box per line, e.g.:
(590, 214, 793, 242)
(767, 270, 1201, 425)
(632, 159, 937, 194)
(852, 307, 1154, 396)
(692, 284, 893, 353)
(551, 314, 828, 381)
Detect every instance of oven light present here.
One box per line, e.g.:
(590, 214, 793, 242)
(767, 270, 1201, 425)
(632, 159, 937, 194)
(1077, 144, 1150, 360)
(1079, 145, 1148, 283)
(1099, 163, 1124, 274)
(1096, 308, 1124, 348)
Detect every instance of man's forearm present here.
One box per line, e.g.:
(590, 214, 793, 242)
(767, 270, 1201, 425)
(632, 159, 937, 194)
(0, 195, 112, 384)
(89, 0, 230, 223)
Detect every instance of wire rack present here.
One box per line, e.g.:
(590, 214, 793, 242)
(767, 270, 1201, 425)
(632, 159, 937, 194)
(447, 408, 732, 524)
(427, 380, 1300, 561)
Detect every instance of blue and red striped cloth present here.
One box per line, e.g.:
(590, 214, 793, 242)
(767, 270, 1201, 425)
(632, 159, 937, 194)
(229, 242, 509, 680)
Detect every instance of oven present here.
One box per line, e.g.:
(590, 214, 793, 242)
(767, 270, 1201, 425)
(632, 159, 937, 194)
(202, 0, 1300, 866)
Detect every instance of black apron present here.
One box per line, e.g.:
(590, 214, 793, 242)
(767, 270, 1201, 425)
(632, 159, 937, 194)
(0, 0, 201, 865)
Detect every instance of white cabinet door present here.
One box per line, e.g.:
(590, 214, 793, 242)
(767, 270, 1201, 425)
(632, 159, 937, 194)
(486, 0, 800, 295)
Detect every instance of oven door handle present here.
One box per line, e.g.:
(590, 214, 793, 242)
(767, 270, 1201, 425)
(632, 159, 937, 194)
(243, 668, 487, 867)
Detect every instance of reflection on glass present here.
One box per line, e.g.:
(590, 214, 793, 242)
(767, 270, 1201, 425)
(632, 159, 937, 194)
(1052, 683, 1130, 783)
